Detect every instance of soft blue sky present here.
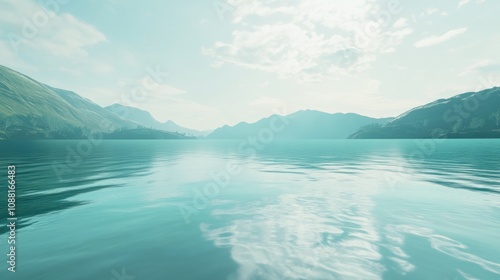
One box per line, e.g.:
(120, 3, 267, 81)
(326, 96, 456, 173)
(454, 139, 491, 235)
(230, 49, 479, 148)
(1, 0, 499, 130)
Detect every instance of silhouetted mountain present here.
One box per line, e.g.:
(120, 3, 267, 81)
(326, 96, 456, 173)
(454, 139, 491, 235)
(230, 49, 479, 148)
(105, 104, 210, 137)
(208, 110, 393, 139)
(349, 87, 500, 139)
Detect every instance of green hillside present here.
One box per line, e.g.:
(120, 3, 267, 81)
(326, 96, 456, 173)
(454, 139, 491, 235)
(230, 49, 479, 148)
(350, 87, 500, 139)
(0, 65, 134, 139)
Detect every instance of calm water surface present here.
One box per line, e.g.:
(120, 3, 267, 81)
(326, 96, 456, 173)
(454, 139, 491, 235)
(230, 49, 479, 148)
(0, 140, 499, 280)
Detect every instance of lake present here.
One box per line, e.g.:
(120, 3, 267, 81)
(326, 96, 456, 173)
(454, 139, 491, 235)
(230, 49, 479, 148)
(0, 140, 499, 280)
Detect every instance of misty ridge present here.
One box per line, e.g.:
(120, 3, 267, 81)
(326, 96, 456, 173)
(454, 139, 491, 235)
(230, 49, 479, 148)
(0, 64, 499, 141)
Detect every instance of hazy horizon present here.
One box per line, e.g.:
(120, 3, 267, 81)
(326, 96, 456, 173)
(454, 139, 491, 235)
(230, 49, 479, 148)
(105, 100, 397, 131)
(1, 0, 499, 130)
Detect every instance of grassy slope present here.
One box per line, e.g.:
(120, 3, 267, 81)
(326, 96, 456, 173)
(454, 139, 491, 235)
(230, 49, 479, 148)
(0, 65, 134, 139)
(0, 65, 133, 128)
(350, 87, 500, 139)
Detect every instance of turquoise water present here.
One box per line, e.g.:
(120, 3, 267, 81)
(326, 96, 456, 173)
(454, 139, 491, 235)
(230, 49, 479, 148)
(0, 140, 499, 280)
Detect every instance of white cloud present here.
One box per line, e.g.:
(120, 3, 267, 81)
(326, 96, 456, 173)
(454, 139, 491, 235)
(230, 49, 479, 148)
(458, 0, 487, 8)
(459, 60, 491, 76)
(421, 8, 448, 17)
(393, 18, 407, 28)
(414, 28, 467, 48)
(33, 14, 107, 58)
(0, 1, 32, 25)
(459, 60, 500, 77)
(458, 0, 471, 8)
(205, 0, 411, 83)
(426, 8, 438, 15)
(0, 1, 106, 59)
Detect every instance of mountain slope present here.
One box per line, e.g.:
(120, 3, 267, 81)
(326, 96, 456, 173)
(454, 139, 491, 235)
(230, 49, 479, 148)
(208, 110, 393, 139)
(349, 87, 500, 139)
(105, 103, 210, 137)
(0, 65, 139, 139)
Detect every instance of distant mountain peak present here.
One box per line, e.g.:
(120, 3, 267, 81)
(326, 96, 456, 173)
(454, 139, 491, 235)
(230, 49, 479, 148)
(105, 103, 209, 137)
(208, 109, 392, 139)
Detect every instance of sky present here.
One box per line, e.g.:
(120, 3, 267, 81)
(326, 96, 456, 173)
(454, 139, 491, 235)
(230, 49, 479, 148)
(1, 0, 499, 131)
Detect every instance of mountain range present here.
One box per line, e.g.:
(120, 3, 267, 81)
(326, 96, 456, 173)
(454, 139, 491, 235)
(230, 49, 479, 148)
(0, 65, 189, 140)
(1, 64, 499, 140)
(105, 104, 210, 137)
(208, 110, 393, 139)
